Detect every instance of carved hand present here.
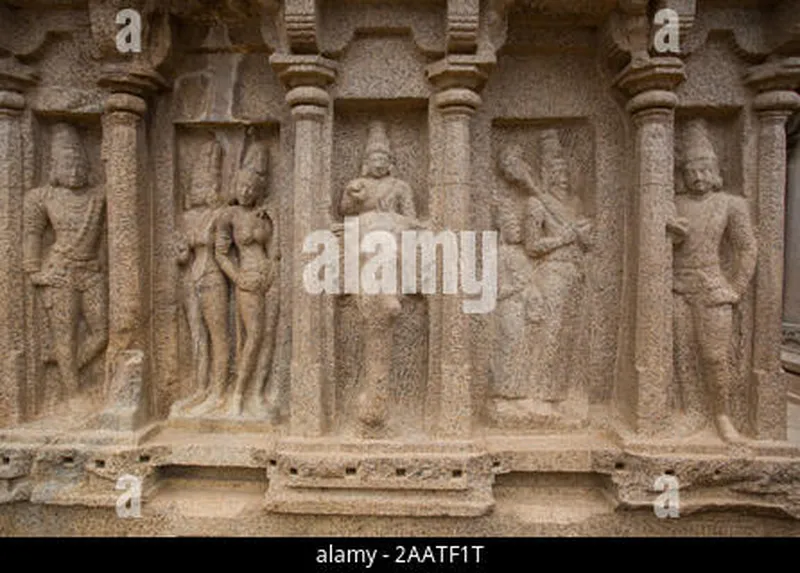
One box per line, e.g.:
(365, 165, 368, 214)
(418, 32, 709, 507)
(29, 267, 68, 288)
(667, 216, 689, 243)
(236, 273, 263, 292)
(215, 232, 232, 255)
(175, 238, 191, 265)
(346, 180, 367, 201)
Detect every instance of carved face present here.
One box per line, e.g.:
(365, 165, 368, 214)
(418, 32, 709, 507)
(544, 158, 568, 197)
(52, 145, 88, 190)
(364, 151, 392, 179)
(236, 167, 266, 207)
(683, 158, 722, 195)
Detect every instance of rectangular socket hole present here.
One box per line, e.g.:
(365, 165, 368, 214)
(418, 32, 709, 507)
(396, 468, 406, 477)
(269, 459, 277, 467)
(138, 455, 151, 463)
(1, 456, 9, 465)
(452, 469, 463, 478)
(62, 456, 74, 466)
(289, 467, 298, 475)
(345, 467, 357, 476)
(95, 459, 106, 469)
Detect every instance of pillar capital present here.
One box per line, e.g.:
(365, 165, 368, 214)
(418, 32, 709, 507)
(745, 57, 800, 95)
(104, 92, 148, 117)
(427, 57, 491, 93)
(270, 54, 337, 90)
(614, 57, 686, 101)
(99, 63, 166, 99)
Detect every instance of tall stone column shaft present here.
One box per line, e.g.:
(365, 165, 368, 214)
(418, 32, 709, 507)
(428, 64, 485, 439)
(272, 55, 336, 438)
(103, 92, 147, 354)
(749, 83, 800, 439)
(614, 59, 685, 435)
(0, 90, 27, 426)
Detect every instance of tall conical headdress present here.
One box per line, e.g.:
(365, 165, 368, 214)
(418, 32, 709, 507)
(51, 122, 85, 155)
(682, 119, 717, 165)
(193, 138, 223, 185)
(364, 121, 391, 157)
(186, 138, 222, 208)
(539, 129, 564, 163)
(241, 140, 268, 175)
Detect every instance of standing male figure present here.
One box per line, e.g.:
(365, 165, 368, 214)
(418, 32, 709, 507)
(24, 122, 108, 401)
(672, 120, 757, 443)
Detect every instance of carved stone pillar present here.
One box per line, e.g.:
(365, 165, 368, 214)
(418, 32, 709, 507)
(614, 58, 685, 436)
(99, 76, 157, 431)
(271, 55, 337, 438)
(103, 92, 146, 354)
(0, 88, 28, 426)
(427, 61, 486, 439)
(746, 60, 800, 440)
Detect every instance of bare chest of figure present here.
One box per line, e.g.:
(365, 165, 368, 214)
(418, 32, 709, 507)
(675, 193, 729, 262)
(358, 177, 402, 213)
(184, 208, 216, 247)
(45, 187, 102, 241)
(232, 208, 269, 247)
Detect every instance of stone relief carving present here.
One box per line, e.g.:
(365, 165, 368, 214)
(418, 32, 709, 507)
(171, 138, 230, 418)
(671, 119, 758, 443)
(338, 121, 426, 438)
(171, 134, 280, 421)
(1, 0, 799, 534)
(214, 139, 279, 419)
(23, 122, 108, 410)
(490, 129, 592, 429)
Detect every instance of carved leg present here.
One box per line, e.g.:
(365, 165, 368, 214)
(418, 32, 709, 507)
(77, 274, 108, 370)
(673, 294, 706, 434)
(357, 294, 400, 432)
(492, 295, 528, 401)
(43, 285, 81, 398)
(697, 303, 742, 443)
(229, 288, 264, 417)
(249, 284, 279, 418)
(172, 284, 209, 414)
(547, 263, 581, 403)
(533, 262, 572, 407)
(190, 280, 229, 415)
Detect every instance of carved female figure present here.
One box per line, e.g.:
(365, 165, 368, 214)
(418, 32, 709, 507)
(491, 131, 591, 427)
(214, 141, 279, 418)
(525, 130, 592, 410)
(490, 145, 543, 420)
(171, 139, 230, 417)
(339, 121, 421, 434)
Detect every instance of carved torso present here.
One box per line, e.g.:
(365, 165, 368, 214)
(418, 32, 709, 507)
(673, 190, 755, 304)
(182, 207, 223, 283)
(27, 185, 105, 267)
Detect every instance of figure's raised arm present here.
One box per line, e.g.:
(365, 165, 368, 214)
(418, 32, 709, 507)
(340, 178, 367, 216)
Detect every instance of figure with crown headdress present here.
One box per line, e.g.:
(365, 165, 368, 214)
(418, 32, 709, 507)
(170, 138, 230, 418)
(491, 129, 592, 428)
(672, 119, 758, 443)
(214, 139, 279, 419)
(340, 121, 422, 435)
(23, 122, 108, 405)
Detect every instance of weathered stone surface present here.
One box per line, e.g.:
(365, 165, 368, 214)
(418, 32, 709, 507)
(0, 0, 799, 536)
